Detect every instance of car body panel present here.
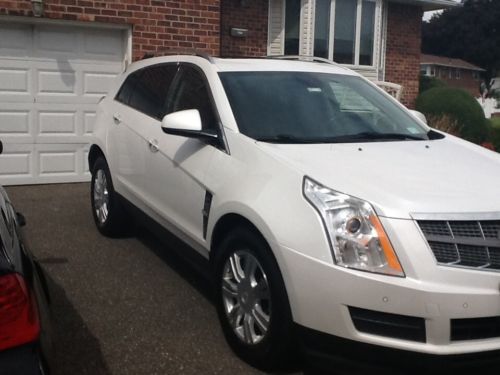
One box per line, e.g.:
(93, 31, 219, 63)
(255, 134, 500, 219)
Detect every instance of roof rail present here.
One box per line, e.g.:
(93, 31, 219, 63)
(265, 55, 341, 67)
(141, 49, 215, 63)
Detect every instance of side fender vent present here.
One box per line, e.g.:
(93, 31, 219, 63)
(202, 191, 213, 239)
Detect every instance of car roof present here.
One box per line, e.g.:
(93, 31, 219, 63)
(211, 58, 356, 75)
(125, 55, 358, 76)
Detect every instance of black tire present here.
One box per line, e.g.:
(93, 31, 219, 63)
(90, 157, 130, 237)
(213, 226, 296, 370)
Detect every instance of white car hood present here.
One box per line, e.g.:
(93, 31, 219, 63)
(257, 136, 500, 219)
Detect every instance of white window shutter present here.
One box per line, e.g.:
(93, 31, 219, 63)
(299, 0, 315, 56)
(268, 0, 285, 55)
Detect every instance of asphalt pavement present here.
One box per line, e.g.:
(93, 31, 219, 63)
(6, 183, 499, 375)
(6, 183, 274, 375)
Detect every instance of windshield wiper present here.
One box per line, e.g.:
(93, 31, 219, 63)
(326, 132, 427, 143)
(256, 132, 426, 144)
(255, 134, 321, 144)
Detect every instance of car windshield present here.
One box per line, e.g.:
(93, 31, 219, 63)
(219, 71, 429, 143)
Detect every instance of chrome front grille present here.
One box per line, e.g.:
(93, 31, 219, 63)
(417, 220, 500, 270)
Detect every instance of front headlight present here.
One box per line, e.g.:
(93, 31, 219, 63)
(303, 177, 404, 277)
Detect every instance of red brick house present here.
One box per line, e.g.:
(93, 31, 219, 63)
(0, 0, 458, 185)
(421, 53, 485, 97)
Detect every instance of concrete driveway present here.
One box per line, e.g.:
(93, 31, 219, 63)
(6, 183, 277, 375)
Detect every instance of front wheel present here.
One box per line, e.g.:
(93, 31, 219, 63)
(214, 227, 295, 370)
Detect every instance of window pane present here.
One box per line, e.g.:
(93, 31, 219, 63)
(334, 0, 357, 64)
(116, 73, 139, 105)
(314, 0, 331, 59)
(285, 0, 301, 55)
(128, 65, 178, 119)
(360, 0, 375, 66)
(171, 67, 216, 130)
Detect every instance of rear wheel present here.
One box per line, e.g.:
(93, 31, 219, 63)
(214, 227, 295, 370)
(90, 157, 129, 237)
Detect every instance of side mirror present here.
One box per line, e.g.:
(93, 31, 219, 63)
(409, 110, 428, 125)
(161, 109, 218, 142)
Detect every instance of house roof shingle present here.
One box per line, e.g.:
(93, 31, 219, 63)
(420, 54, 485, 72)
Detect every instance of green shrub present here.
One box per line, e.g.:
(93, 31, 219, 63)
(416, 87, 489, 144)
(489, 117, 500, 151)
(419, 75, 446, 94)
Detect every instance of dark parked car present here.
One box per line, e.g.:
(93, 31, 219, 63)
(0, 185, 52, 375)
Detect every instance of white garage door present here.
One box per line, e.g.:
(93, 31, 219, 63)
(0, 22, 128, 185)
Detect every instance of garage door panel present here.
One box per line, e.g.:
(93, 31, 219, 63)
(0, 143, 90, 185)
(39, 151, 77, 176)
(0, 110, 30, 134)
(38, 111, 76, 135)
(38, 69, 77, 95)
(0, 148, 32, 178)
(35, 26, 79, 55)
(84, 111, 97, 135)
(0, 68, 31, 95)
(0, 22, 125, 185)
(83, 29, 124, 62)
(83, 72, 117, 96)
(0, 24, 31, 57)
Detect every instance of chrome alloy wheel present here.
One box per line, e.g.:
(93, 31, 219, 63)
(222, 250, 272, 345)
(93, 169, 110, 225)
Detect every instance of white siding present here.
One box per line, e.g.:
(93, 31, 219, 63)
(352, 67, 379, 81)
(268, 0, 285, 55)
(299, 0, 315, 56)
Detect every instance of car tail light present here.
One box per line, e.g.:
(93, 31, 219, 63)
(0, 273, 40, 351)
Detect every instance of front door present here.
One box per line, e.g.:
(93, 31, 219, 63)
(144, 64, 222, 248)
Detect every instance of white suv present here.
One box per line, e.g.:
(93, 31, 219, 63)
(89, 54, 500, 369)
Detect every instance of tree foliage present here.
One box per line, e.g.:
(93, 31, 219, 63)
(422, 0, 500, 80)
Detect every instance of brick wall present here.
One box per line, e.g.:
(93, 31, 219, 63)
(385, 3, 423, 108)
(220, 0, 268, 57)
(0, 0, 221, 60)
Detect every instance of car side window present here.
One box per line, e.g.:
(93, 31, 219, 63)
(115, 72, 139, 105)
(169, 66, 217, 131)
(116, 64, 178, 120)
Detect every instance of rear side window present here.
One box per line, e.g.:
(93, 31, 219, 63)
(116, 64, 178, 120)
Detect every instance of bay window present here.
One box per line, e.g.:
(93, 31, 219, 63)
(283, 0, 381, 67)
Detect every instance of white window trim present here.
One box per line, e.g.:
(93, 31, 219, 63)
(319, 0, 382, 69)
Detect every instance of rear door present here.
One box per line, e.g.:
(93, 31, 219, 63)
(108, 64, 178, 205)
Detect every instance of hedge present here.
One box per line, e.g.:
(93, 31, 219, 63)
(416, 87, 489, 144)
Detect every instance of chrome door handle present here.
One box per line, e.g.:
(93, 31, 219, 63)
(148, 139, 159, 153)
(113, 113, 122, 123)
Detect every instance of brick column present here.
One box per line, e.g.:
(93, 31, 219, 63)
(385, 3, 423, 108)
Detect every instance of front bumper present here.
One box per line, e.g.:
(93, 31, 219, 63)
(298, 324, 500, 373)
(277, 216, 500, 356)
